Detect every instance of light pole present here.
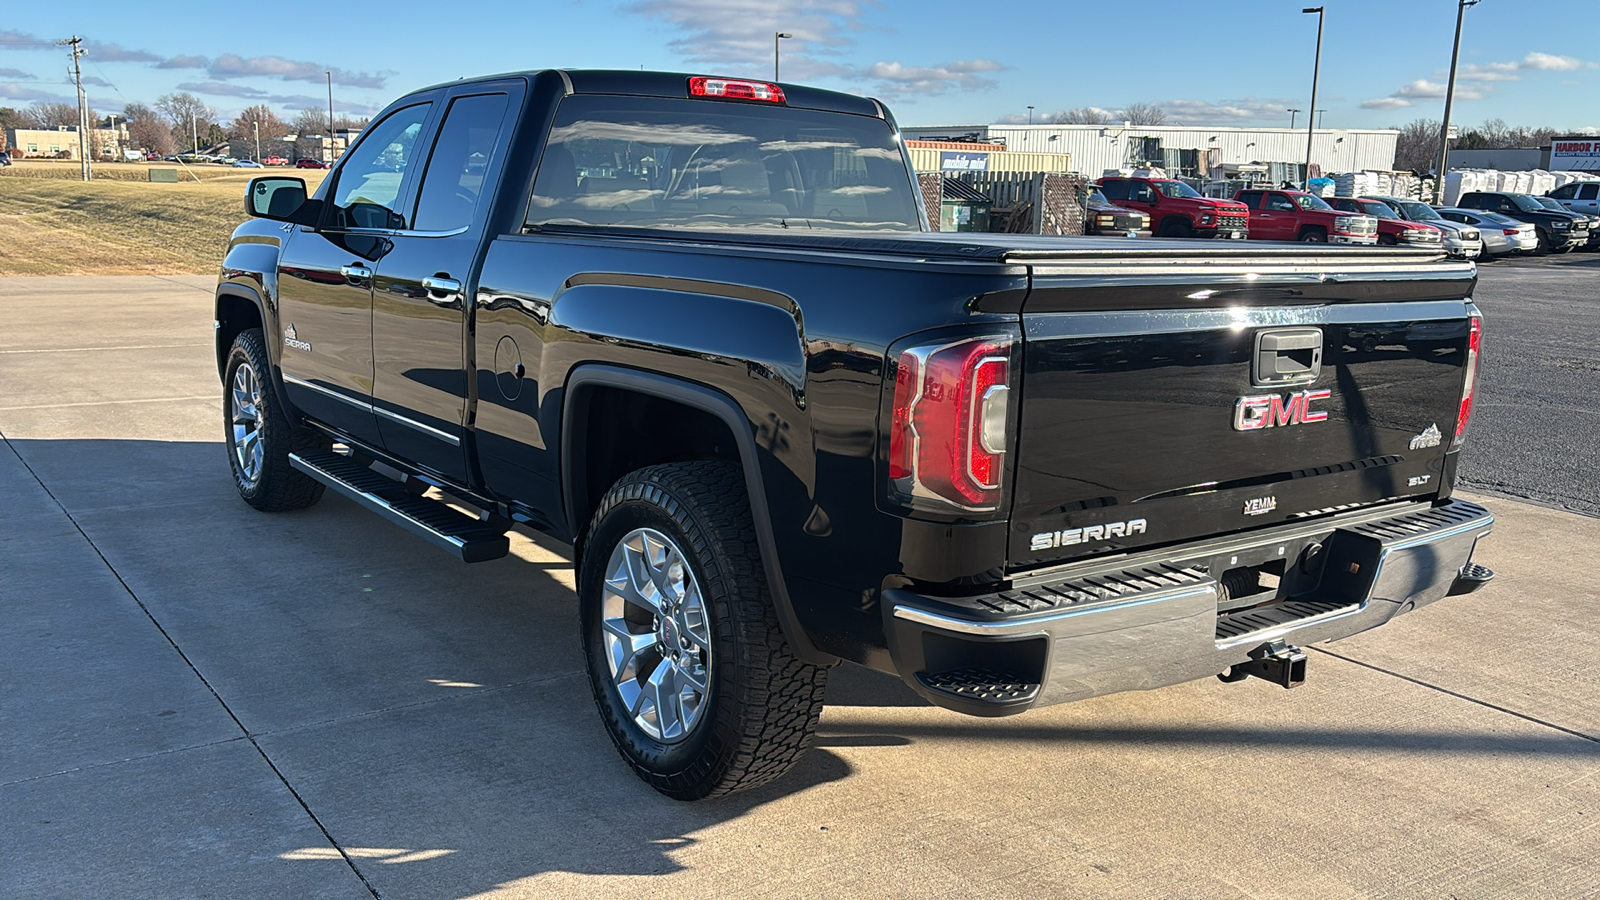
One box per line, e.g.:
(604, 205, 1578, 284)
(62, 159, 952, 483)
(1302, 7, 1324, 190)
(1434, 0, 1479, 203)
(1287, 108, 1301, 129)
(253, 120, 260, 162)
(774, 32, 792, 81)
(108, 112, 118, 160)
(1027, 105, 1035, 125)
(1316, 108, 1327, 128)
(191, 113, 198, 153)
(326, 71, 335, 161)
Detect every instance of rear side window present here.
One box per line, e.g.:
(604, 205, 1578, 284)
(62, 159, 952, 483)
(1550, 184, 1576, 200)
(413, 92, 510, 233)
(1581, 184, 1600, 201)
(1097, 179, 1129, 201)
(1236, 191, 1262, 209)
(526, 95, 920, 231)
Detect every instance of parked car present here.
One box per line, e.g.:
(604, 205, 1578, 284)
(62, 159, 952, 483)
(1546, 180, 1600, 216)
(1084, 187, 1150, 236)
(262, 155, 289, 166)
(1096, 176, 1249, 238)
(0, 151, 10, 167)
(1434, 208, 1537, 257)
(1455, 191, 1590, 253)
(145, 152, 162, 161)
(294, 157, 330, 169)
(1233, 189, 1378, 243)
(1329, 197, 1445, 249)
(1361, 196, 1482, 260)
(1532, 196, 1600, 250)
(232, 159, 265, 168)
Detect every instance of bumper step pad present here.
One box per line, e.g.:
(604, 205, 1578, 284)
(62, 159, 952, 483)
(289, 450, 510, 563)
(915, 667, 1040, 710)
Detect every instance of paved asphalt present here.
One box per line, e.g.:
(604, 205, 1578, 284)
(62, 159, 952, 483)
(1, 270, 1597, 899)
(1457, 251, 1600, 516)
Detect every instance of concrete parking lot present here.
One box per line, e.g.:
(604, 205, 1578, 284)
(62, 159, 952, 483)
(2, 266, 1597, 899)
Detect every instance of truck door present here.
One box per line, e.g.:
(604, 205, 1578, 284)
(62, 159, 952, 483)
(276, 102, 433, 447)
(1258, 192, 1298, 240)
(371, 87, 518, 483)
(1576, 183, 1599, 215)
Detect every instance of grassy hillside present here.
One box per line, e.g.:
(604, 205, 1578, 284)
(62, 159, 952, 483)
(0, 171, 329, 276)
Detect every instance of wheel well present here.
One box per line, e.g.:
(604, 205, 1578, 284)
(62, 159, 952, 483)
(1297, 224, 1327, 239)
(569, 385, 741, 541)
(215, 292, 263, 379)
(1160, 215, 1191, 233)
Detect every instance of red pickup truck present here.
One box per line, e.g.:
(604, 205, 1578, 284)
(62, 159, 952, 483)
(1234, 189, 1378, 244)
(1097, 176, 1250, 239)
(1330, 197, 1444, 247)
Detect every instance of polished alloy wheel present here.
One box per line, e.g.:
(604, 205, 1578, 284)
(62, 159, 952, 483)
(601, 527, 712, 743)
(231, 361, 265, 484)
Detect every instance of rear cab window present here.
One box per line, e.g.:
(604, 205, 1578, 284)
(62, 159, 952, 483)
(525, 96, 921, 232)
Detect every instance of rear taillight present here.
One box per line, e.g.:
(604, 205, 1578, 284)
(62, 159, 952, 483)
(1503, 229, 1519, 236)
(1453, 313, 1483, 448)
(888, 334, 1014, 512)
(688, 77, 786, 103)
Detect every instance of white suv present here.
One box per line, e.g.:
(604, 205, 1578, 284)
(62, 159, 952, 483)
(1547, 181, 1600, 216)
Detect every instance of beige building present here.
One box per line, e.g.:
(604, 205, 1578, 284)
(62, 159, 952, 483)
(5, 124, 131, 160)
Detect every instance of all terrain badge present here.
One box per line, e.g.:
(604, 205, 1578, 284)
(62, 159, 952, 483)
(1409, 423, 1442, 450)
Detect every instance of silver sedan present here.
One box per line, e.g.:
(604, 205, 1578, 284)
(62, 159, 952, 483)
(1435, 208, 1538, 257)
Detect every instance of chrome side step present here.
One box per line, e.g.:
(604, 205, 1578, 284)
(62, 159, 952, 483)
(289, 450, 510, 563)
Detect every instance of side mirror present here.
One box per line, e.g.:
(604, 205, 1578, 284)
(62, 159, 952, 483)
(246, 176, 319, 225)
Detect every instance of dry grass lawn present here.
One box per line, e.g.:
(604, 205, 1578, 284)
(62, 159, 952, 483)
(0, 169, 330, 275)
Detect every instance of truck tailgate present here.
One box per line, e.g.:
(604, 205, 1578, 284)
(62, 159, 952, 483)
(1008, 251, 1478, 570)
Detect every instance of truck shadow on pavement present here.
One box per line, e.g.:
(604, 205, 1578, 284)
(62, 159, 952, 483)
(10, 437, 1596, 896)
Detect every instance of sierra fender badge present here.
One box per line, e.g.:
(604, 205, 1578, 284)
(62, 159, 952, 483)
(1234, 389, 1331, 431)
(1031, 519, 1147, 552)
(1409, 423, 1442, 450)
(1243, 496, 1278, 516)
(284, 323, 312, 352)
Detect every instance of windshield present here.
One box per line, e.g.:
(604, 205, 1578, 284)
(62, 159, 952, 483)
(1478, 211, 1520, 226)
(1359, 200, 1399, 218)
(1506, 194, 1546, 213)
(1395, 201, 1441, 221)
(1294, 193, 1333, 211)
(527, 95, 922, 232)
(1154, 180, 1202, 199)
(1535, 197, 1567, 211)
(1089, 189, 1109, 205)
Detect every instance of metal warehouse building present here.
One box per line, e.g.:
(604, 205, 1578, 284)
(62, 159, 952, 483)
(900, 124, 1400, 180)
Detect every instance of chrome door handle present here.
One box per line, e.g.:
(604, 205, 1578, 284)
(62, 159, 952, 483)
(340, 264, 372, 283)
(422, 276, 461, 294)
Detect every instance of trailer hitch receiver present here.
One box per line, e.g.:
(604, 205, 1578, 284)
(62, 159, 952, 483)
(1218, 640, 1307, 689)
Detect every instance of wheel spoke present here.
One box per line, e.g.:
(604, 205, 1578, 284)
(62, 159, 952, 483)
(603, 617, 656, 683)
(647, 663, 679, 737)
(678, 659, 709, 694)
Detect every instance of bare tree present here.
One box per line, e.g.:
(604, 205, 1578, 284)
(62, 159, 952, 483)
(154, 92, 218, 152)
(1119, 102, 1167, 126)
(229, 105, 290, 145)
(1049, 107, 1113, 125)
(26, 101, 81, 128)
(291, 108, 329, 136)
(1392, 118, 1440, 174)
(122, 103, 174, 155)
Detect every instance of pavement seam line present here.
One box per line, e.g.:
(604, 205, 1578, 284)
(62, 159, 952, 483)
(0, 431, 385, 900)
(253, 671, 587, 739)
(0, 736, 251, 789)
(151, 275, 214, 294)
(0, 395, 218, 412)
(0, 344, 211, 354)
(1309, 646, 1600, 744)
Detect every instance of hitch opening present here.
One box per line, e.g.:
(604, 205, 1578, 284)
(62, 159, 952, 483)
(1218, 640, 1307, 689)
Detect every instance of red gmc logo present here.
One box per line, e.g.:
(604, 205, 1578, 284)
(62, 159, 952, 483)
(1234, 389, 1332, 431)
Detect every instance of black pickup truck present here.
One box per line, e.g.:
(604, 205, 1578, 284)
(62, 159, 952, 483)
(217, 70, 1495, 799)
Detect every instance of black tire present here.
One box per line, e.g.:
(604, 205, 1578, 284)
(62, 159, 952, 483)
(1535, 229, 1551, 254)
(1299, 228, 1328, 243)
(223, 328, 327, 511)
(1158, 218, 1192, 238)
(1378, 234, 1397, 246)
(578, 461, 828, 800)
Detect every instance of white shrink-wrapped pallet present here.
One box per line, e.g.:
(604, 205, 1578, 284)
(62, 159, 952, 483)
(1529, 170, 1556, 195)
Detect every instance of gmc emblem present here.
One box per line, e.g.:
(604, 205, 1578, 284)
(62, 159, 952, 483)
(1234, 389, 1331, 431)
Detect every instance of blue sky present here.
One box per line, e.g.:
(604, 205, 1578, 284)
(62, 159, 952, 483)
(2, 0, 1595, 132)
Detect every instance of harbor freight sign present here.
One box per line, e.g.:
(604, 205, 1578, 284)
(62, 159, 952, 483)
(940, 151, 989, 172)
(1550, 138, 1600, 172)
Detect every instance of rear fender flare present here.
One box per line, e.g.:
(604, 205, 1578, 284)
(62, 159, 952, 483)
(561, 365, 836, 666)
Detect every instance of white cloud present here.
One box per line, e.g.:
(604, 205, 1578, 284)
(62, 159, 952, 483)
(1156, 97, 1301, 125)
(206, 54, 387, 89)
(0, 82, 73, 103)
(83, 41, 160, 63)
(1394, 79, 1485, 101)
(1361, 97, 1412, 110)
(1520, 52, 1584, 71)
(862, 59, 1002, 96)
(630, 0, 862, 76)
(157, 55, 209, 70)
(177, 81, 271, 99)
(1458, 62, 1519, 82)
(0, 67, 32, 79)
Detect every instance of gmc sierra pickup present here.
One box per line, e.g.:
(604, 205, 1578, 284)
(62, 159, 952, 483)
(217, 70, 1495, 800)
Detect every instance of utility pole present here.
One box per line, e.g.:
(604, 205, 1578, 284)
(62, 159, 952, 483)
(56, 35, 90, 181)
(773, 33, 792, 81)
(1434, 0, 1478, 204)
(1301, 7, 1325, 190)
(327, 71, 335, 161)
